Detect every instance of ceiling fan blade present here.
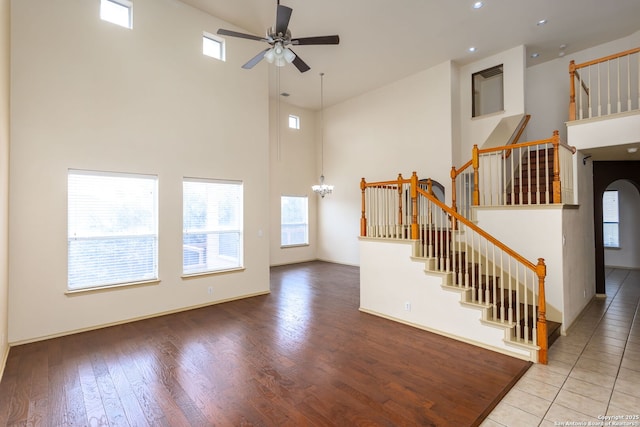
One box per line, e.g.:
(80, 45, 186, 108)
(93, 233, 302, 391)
(275, 5, 293, 36)
(217, 28, 267, 42)
(291, 35, 340, 45)
(242, 48, 270, 69)
(288, 49, 310, 73)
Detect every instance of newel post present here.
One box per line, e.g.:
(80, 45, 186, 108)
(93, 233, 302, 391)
(410, 172, 419, 240)
(360, 178, 367, 237)
(552, 130, 562, 204)
(450, 166, 458, 214)
(569, 60, 577, 121)
(397, 174, 404, 229)
(472, 145, 480, 206)
(536, 258, 548, 365)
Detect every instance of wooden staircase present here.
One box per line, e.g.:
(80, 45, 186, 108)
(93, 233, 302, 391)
(361, 171, 564, 363)
(423, 229, 561, 353)
(506, 148, 555, 205)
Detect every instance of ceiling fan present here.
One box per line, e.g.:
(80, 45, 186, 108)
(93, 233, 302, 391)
(217, 1, 339, 73)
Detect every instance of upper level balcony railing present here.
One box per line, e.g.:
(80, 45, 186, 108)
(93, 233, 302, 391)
(569, 47, 640, 121)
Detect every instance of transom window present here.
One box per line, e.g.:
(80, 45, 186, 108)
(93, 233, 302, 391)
(100, 0, 133, 29)
(203, 33, 225, 61)
(288, 115, 300, 130)
(183, 178, 243, 275)
(281, 195, 309, 246)
(68, 170, 158, 291)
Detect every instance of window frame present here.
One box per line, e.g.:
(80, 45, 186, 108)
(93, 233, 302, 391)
(280, 195, 309, 247)
(100, 0, 133, 29)
(203, 32, 225, 61)
(603, 190, 620, 248)
(472, 64, 504, 118)
(67, 169, 159, 292)
(182, 177, 244, 277)
(288, 115, 300, 130)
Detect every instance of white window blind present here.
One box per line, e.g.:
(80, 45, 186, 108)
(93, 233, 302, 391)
(68, 170, 158, 290)
(183, 179, 243, 275)
(281, 195, 309, 246)
(603, 190, 620, 248)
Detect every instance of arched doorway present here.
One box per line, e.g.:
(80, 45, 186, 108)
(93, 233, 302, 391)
(593, 161, 640, 294)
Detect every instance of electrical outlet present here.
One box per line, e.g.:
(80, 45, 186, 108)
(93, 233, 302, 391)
(208, 286, 213, 295)
(404, 302, 411, 311)
(583, 289, 586, 298)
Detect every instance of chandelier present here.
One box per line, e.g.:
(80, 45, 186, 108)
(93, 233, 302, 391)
(312, 72, 334, 198)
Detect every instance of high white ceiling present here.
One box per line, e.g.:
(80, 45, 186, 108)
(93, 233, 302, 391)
(180, 0, 640, 110)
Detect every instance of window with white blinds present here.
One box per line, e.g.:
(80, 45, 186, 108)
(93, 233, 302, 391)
(67, 170, 158, 291)
(183, 178, 243, 275)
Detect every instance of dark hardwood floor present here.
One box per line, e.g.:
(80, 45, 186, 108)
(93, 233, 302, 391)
(0, 261, 531, 426)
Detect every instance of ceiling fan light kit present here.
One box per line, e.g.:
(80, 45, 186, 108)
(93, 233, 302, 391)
(217, 2, 339, 73)
(264, 42, 296, 67)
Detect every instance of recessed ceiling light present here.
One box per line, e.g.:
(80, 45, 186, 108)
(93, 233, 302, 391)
(530, 53, 539, 58)
(627, 147, 638, 153)
(559, 44, 567, 50)
(537, 19, 547, 26)
(280, 92, 290, 97)
(468, 47, 476, 53)
(558, 51, 565, 57)
(473, 1, 484, 9)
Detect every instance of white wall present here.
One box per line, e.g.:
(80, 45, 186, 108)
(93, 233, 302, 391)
(318, 61, 455, 265)
(269, 96, 319, 266)
(360, 239, 531, 360)
(0, 0, 10, 361)
(562, 158, 596, 330)
(604, 179, 640, 269)
(459, 45, 526, 161)
(9, 0, 270, 343)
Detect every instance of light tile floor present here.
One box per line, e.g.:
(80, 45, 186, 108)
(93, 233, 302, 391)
(482, 268, 640, 427)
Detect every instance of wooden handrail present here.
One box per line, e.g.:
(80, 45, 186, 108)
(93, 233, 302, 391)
(569, 47, 640, 121)
(417, 186, 537, 271)
(573, 69, 590, 96)
(477, 136, 554, 155)
(573, 46, 640, 70)
(360, 172, 549, 362)
(510, 114, 530, 146)
(362, 179, 410, 188)
(417, 182, 548, 361)
(451, 130, 575, 212)
(481, 136, 575, 155)
(451, 159, 473, 180)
